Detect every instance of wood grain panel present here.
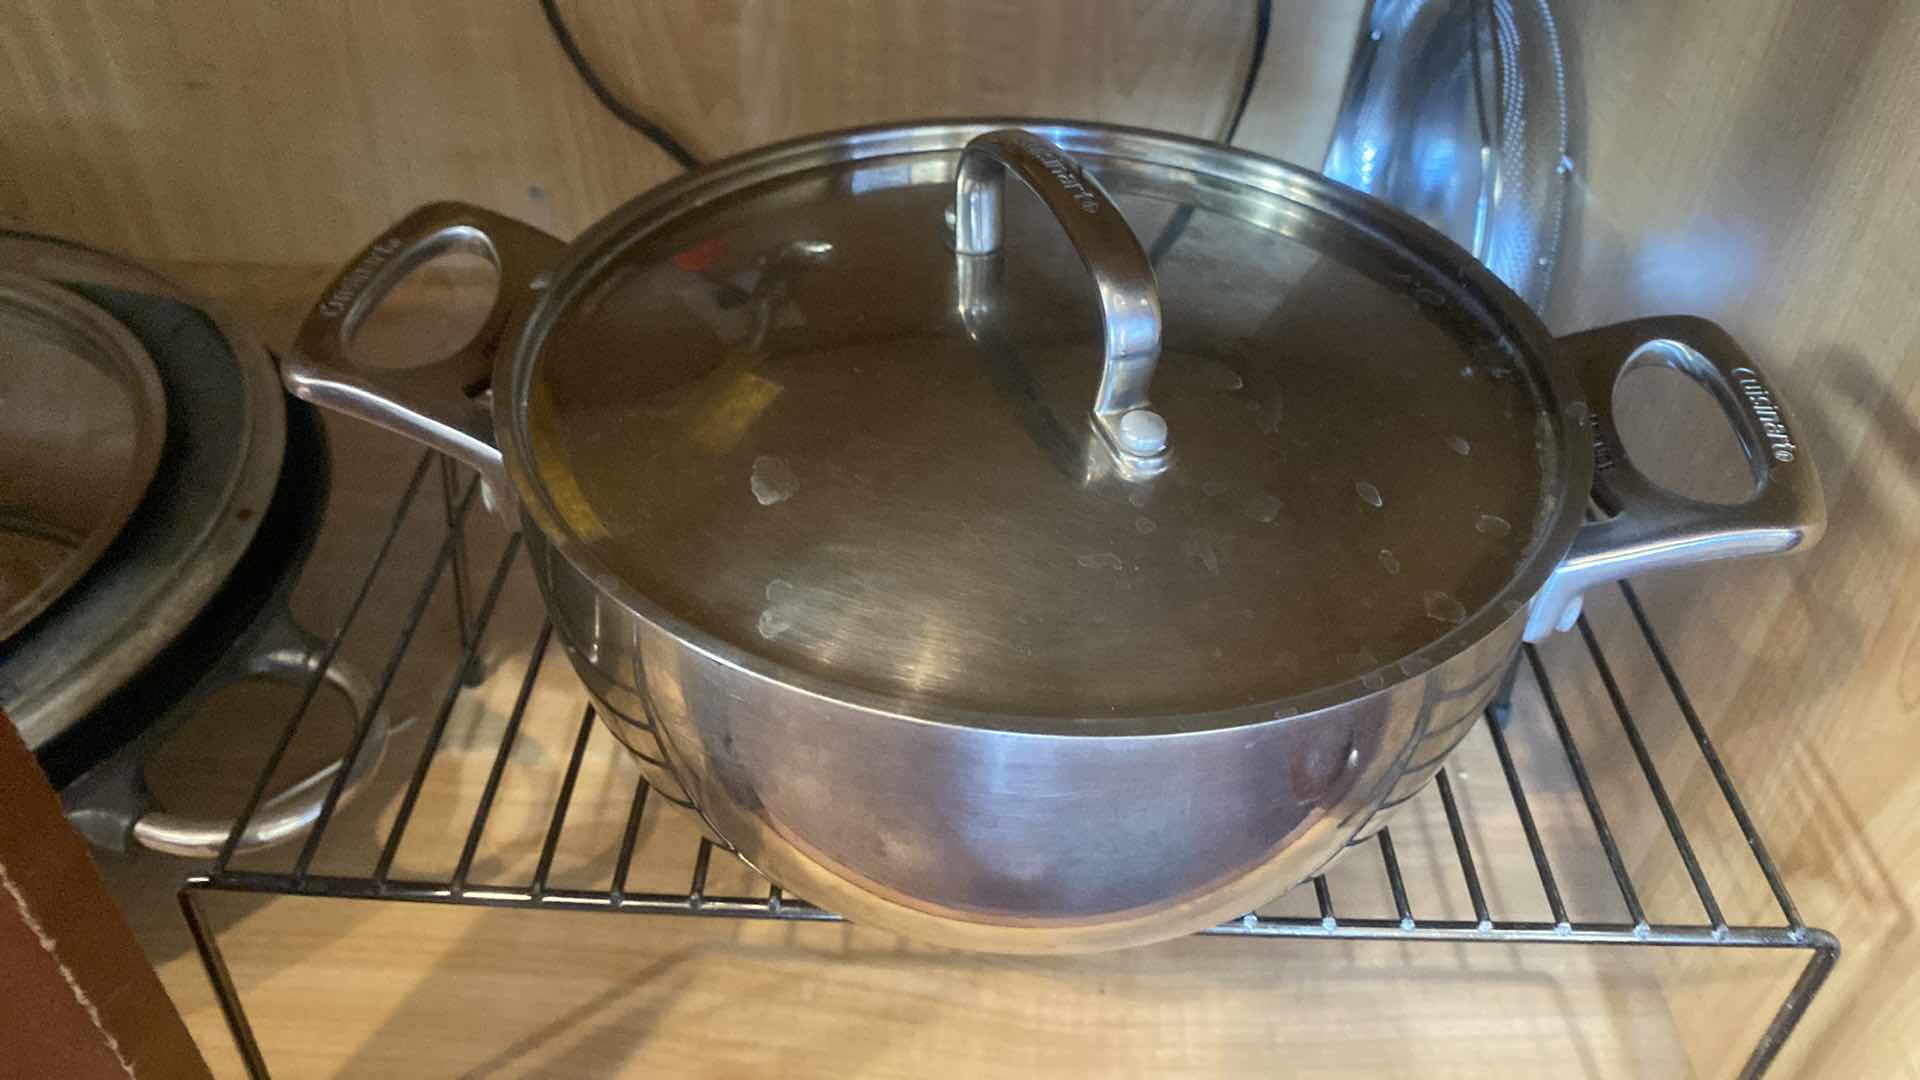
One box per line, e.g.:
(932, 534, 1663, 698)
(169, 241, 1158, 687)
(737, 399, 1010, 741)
(0, 0, 1356, 266)
(1548, 1, 1920, 1076)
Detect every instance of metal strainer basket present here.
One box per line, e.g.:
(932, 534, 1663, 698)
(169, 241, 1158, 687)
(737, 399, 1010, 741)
(1325, 0, 1571, 312)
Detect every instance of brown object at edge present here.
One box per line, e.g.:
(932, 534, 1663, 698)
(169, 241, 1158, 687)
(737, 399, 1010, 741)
(0, 712, 211, 1080)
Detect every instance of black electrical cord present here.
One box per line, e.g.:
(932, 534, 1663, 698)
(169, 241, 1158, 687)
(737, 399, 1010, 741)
(1221, 0, 1275, 146)
(1149, 0, 1273, 265)
(541, 0, 1271, 259)
(538, 0, 702, 170)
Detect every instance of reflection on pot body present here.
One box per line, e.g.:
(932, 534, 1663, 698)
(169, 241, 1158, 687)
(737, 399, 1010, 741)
(541, 520, 1523, 945)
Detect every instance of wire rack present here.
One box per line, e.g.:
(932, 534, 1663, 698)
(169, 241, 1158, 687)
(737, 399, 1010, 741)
(179, 450, 1837, 1079)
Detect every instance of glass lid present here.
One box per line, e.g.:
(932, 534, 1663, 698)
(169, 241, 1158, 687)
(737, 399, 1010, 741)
(520, 126, 1568, 718)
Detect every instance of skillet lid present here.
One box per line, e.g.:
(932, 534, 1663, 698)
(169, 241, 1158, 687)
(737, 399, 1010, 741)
(0, 234, 286, 749)
(517, 123, 1576, 719)
(0, 273, 166, 642)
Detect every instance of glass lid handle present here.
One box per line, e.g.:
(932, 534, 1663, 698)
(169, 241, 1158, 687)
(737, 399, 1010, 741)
(954, 129, 1169, 477)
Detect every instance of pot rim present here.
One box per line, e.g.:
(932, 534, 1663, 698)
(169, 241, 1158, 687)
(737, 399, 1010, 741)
(496, 117, 1591, 738)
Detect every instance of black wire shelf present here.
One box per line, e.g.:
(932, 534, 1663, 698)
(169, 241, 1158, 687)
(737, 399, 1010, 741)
(180, 451, 1838, 1079)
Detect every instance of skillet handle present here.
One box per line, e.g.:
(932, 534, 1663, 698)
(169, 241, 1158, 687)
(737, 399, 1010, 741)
(285, 202, 565, 482)
(1525, 315, 1824, 640)
(131, 610, 388, 857)
(60, 606, 387, 857)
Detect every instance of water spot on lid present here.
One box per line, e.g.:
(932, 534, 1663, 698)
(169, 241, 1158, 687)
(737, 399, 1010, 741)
(1256, 395, 1283, 434)
(1446, 435, 1471, 456)
(750, 455, 798, 505)
(1460, 365, 1475, 378)
(1181, 530, 1222, 576)
(1356, 481, 1384, 508)
(761, 580, 800, 636)
(1425, 591, 1467, 624)
(1240, 492, 1282, 524)
(1565, 400, 1591, 423)
(1199, 360, 1244, 391)
(1127, 488, 1150, 509)
(1075, 551, 1124, 571)
(1361, 670, 1386, 691)
(1475, 513, 1513, 537)
(1398, 655, 1434, 677)
(1378, 548, 1400, 575)
(1134, 515, 1157, 534)
(1201, 479, 1228, 497)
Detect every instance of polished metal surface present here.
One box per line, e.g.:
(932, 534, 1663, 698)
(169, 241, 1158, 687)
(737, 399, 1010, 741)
(0, 234, 286, 748)
(550, 540, 1521, 949)
(1325, 0, 1570, 312)
(1, 235, 390, 859)
(514, 124, 1568, 719)
(954, 129, 1169, 475)
(286, 119, 1821, 951)
(62, 603, 388, 857)
(288, 206, 566, 480)
(1523, 316, 1824, 640)
(0, 272, 167, 641)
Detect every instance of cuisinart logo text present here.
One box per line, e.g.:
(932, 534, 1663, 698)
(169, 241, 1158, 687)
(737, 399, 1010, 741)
(1034, 149, 1101, 214)
(317, 236, 405, 318)
(1731, 366, 1797, 463)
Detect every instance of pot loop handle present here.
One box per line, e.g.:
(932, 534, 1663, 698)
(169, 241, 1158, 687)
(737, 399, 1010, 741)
(953, 129, 1169, 477)
(1525, 315, 1825, 641)
(286, 202, 566, 488)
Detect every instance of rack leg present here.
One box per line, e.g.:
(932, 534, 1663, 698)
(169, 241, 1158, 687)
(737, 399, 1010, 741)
(1488, 653, 1524, 727)
(439, 454, 485, 687)
(1738, 931, 1840, 1079)
(179, 883, 271, 1080)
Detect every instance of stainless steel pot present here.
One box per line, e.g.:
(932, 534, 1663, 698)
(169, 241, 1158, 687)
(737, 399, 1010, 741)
(284, 121, 1821, 952)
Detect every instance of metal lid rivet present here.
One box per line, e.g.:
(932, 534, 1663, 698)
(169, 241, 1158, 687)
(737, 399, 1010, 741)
(1115, 408, 1168, 456)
